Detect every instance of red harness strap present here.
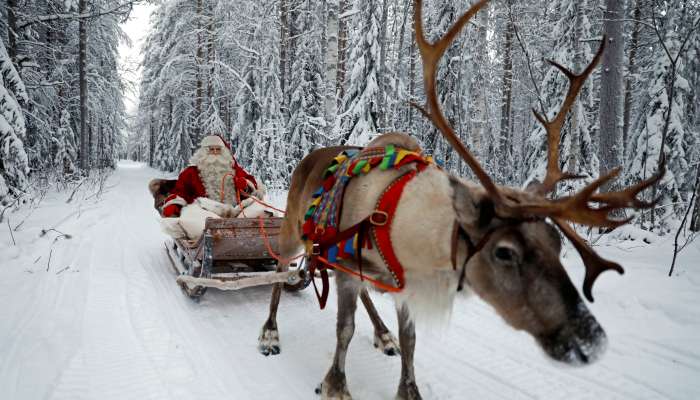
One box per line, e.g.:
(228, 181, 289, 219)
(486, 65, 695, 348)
(308, 168, 421, 309)
(369, 169, 418, 289)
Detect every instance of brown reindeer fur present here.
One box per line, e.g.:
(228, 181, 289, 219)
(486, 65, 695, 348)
(148, 178, 177, 215)
(258, 144, 401, 359)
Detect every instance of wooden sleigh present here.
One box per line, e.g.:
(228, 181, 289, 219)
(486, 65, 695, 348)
(164, 217, 310, 300)
(150, 178, 309, 300)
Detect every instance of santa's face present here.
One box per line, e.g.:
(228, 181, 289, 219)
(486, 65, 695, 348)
(207, 146, 223, 156)
(190, 144, 236, 203)
(191, 145, 234, 171)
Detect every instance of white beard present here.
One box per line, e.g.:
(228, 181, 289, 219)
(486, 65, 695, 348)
(190, 148, 238, 204)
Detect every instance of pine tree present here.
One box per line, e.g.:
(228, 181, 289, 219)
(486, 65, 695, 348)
(627, 27, 691, 228)
(336, 0, 382, 145)
(0, 40, 30, 204)
(523, 0, 599, 192)
(52, 109, 77, 175)
(287, 0, 325, 163)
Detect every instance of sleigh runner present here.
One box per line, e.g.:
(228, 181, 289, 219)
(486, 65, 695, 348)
(162, 213, 310, 300)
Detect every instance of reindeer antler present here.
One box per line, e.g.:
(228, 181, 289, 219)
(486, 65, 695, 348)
(413, 0, 501, 202)
(413, 0, 665, 302)
(531, 41, 606, 195)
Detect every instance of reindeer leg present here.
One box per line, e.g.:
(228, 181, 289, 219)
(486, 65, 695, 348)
(360, 289, 400, 356)
(258, 281, 283, 356)
(316, 274, 361, 399)
(396, 304, 421, 400)
(258, 220, 297, 356)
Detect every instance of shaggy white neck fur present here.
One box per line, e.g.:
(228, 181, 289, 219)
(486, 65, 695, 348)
(190, 147, 237, 205)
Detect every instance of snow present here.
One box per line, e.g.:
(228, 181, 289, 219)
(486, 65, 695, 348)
(1, 161, 699, 399)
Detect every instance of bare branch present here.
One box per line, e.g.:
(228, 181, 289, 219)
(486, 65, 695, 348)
(17, 0, 142, 31)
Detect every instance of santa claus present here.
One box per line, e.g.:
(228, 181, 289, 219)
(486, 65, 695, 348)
(161, 135, 261, 218)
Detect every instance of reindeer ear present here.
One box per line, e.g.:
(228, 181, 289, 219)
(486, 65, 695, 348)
(449, 176, 495, 229)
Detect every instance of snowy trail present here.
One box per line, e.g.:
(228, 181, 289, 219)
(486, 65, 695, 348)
(1, 161, 699, 400)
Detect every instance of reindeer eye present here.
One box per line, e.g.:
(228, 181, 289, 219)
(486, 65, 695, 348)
(495, 247, 516, 262)
(493, 243, 522, 266)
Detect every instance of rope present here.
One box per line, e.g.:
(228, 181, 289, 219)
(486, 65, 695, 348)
(314, 255, 402, 293)
(256, 216, 305, 265)
(245, 194, 287, 214)
(236, 188, 248, 218)
(216, 171, 305, 265)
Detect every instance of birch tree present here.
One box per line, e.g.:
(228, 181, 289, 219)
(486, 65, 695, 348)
(598, 0, 625, 196)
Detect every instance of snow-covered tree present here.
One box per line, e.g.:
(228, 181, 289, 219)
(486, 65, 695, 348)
(287, 0, 326, 163)
(336, 0, 382, 145)
(0, 40, 30, 204)
(523, 0, 600, 192)
(51, 109, 77, 175)
(627, 28, 692, 228)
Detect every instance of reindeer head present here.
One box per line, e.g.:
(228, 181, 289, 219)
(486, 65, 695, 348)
(413, 0, 664, 365)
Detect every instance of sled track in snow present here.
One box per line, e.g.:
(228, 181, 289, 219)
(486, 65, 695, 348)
(1, 162, 699, 400)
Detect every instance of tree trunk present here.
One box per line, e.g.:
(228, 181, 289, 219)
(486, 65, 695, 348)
(88, 114, 93, 167)
(195, 0, 204, 140)
(6, 0, 18, 63)
(377, 0, 390, 131)
(566, 0, 586, 175)
(336, 0, 349, 105)
(598, 0, 625, 196)
(279, 0, 288, 116)
(692, 173, 700, 231)
(394, 0, 410, 126)
(206, 2, 214, 108)
(499, 2, 514, 179)
(623, 0, 641, 159)
(325, 0, 340, 131)
(149, 102, 155, 166)
(472, 8, 489, 158)
(78, 0, 89, 171)
(408, 8, 416, 132)
(98, 122, 104, 167)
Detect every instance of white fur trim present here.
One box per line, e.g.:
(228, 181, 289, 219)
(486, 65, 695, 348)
(200, 135, 226, 148)
(160, 218, 187, 239)
(195, 197, 238, 217)
(164, 195, 187, 208)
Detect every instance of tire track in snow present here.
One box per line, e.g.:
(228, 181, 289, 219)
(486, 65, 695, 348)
(50, 172, 171, 400)
(0, 213, 93, 399)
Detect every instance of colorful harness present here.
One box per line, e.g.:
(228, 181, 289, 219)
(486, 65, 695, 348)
(302, 145, 434, 308)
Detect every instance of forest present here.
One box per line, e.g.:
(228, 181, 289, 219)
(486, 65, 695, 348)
(2, 0, 699, 235)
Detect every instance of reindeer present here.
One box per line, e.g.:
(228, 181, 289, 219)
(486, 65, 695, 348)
(258, 0, 664, 399)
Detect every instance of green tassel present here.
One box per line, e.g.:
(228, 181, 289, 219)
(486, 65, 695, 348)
(352, 159, 368, 175)
(304, 206, 316, 219)
(379, 144, 395, 170)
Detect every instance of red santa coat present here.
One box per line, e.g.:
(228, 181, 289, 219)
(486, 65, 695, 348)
(162, 162, 258, 218)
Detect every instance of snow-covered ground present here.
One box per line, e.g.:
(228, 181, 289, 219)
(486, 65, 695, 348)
(1, 161, 698, 400)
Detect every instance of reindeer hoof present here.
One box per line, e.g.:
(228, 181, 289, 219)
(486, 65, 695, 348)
(374, 331, 400, 356)
(319, 373, 353, 399)
(258, 326, 280, 356)
(396, 380, 422, 400)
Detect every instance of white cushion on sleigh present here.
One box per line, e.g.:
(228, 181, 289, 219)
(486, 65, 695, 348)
(159, 197, 280, 240)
